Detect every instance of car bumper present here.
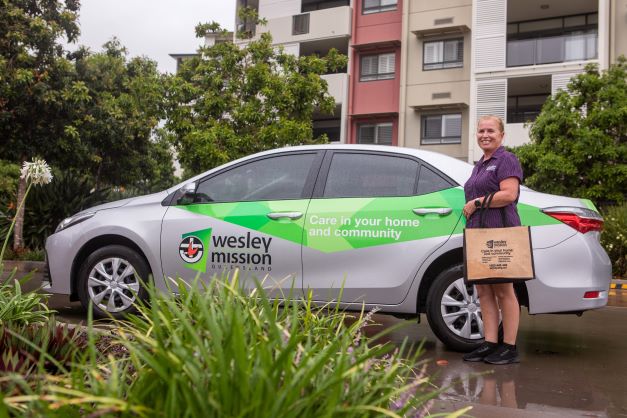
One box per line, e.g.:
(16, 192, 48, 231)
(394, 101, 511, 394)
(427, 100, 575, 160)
(527, 232, 612, 314)
(44, 229, 80, 295)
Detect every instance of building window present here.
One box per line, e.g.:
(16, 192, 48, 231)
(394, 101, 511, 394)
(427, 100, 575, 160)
(421, 114, 461, 144)
(506, 12, 598, 67)
(302, 0, 349, 12)
(363, 0, 397, 14)
(292, 14, 310, 35)
(360, 53, 395, 81)
(507, 94, 549, 123)
(358, 122, 393, 145)
(423, 39, 463, 70)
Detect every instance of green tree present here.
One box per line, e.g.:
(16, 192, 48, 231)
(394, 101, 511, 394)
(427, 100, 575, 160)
(1, 0, 175, 250)
(0, 0, 80, 250)
(165, 17, 347, 176)
(514, 58, 627, 204)
(68, 39, 174, 190)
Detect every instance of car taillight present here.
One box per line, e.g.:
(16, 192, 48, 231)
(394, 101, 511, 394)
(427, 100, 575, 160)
(541, 206, 603, 234)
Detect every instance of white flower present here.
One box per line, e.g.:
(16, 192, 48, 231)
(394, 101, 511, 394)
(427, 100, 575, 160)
(20, 158, 53, 186)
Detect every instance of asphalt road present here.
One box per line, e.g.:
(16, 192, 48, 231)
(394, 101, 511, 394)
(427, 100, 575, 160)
(366, 292, 627, 418)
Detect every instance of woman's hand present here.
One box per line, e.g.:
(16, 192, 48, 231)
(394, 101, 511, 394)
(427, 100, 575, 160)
(463, 200, 477, 219)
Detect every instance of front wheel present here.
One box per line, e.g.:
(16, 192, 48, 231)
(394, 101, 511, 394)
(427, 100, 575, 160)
(426, 264, 490, 352)
(77, 245, 150, 319)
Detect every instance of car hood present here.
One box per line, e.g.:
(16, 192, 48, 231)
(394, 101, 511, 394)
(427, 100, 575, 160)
(81, 191, 167, 214)
(86, 197, 136, 213)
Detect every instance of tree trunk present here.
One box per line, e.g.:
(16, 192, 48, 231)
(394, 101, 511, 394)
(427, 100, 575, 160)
(94, 160, 102, 191)
(13, 175, 27, 251)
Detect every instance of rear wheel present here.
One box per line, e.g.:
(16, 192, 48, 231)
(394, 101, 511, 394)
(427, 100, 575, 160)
(77, 245, 150, 319)
(426, 264, 497, 352)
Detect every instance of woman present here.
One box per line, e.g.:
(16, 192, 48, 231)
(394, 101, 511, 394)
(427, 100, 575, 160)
(462, 115, 523, 365)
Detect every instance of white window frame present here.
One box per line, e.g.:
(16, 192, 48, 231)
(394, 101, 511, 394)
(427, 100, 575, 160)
(423, 38, 463, 70)
(360, 53, 395, 81)
(421, 114, 462, 145)
(292, 13, 310, 35)
(363, 0, 397, 14)
(358, 122, 393, 145)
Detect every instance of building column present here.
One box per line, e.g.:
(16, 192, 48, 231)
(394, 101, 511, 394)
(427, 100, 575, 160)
(598, 0, 610, 70)
(397, 0, 410, 147)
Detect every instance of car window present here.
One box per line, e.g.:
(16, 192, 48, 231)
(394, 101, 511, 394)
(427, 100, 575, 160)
(196, 153, 317, 203)
(417, 165, 454, 195)
(323, 153, 418, 198)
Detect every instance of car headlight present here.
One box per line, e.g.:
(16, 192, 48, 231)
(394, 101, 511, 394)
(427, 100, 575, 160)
(55, 211, 96, 233)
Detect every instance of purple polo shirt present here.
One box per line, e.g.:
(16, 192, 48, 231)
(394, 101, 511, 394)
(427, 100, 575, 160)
(464, 146, 523, 228)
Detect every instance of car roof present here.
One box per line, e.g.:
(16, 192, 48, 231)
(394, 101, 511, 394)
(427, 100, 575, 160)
(267, 144, 473, 185)
(173, 144, 474, 191)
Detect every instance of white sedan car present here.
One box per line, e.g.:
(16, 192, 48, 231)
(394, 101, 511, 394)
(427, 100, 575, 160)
(45, 145, 612, 351)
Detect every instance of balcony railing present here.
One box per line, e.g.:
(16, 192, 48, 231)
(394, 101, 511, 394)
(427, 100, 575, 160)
(507, 32, 597, 67)
(260, 6, 351, 45)
(507, 110, 542, 124)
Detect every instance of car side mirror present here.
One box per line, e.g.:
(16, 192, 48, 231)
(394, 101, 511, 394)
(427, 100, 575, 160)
(176, 182, 197, 205)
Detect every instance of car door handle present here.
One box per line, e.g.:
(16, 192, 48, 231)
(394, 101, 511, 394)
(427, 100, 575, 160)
(267, 212, 303, 220)
(412, 208, 452, 216)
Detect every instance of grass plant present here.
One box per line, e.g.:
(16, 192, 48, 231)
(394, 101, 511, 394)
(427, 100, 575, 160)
(0, 275, 50, 326)
(1, 272, 468, 417)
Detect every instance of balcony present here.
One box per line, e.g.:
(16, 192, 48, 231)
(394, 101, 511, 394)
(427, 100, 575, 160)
(321, 73, 348, 104)
(507, 31, 597, 67)
(409, 4, 471, 38)
(407, 81, 470, 111)
(259, 6, 351, 45)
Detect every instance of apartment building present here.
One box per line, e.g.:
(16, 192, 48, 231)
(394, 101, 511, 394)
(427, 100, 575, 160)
(233, 0, 625, 161)
(403, 0, 626, 161)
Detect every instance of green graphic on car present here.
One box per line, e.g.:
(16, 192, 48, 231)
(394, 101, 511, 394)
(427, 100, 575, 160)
(177, 187, 563, 255)
(180, 228, 212, 272)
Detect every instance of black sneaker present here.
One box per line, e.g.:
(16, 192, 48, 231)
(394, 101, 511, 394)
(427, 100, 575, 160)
(484, 344, 520, 365)
(462, 341, 499, 362)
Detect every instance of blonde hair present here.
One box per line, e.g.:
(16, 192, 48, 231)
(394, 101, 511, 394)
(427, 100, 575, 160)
(477, 115, 504, 133)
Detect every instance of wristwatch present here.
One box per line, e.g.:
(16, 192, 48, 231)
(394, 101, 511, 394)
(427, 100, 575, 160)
(474, 199, 482, 208)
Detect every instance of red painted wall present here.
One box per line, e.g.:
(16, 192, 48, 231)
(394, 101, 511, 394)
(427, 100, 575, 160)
(347, 0, 402, 143)
(351, 48, 400, 115)
(353, 0, 402, 47)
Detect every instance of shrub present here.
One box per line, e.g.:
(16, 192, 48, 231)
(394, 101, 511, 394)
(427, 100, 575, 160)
(0, 161, 20, 200)
(0, 248, 45, 262)
(601, 204, 627, 278)
(2, 274, 464, 417)
(0, 318, 85, 375)
(0, 278, 50, 326)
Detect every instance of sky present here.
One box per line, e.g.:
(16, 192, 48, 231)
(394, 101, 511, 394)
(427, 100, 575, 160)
(71, 0, 236, 74)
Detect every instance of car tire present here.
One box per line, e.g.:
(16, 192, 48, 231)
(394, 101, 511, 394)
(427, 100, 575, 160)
(426, 264, 498, 352)
(77, 245, 150, 319)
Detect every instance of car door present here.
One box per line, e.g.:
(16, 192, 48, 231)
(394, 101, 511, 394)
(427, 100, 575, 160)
(161, 151, 323, 296)
(302, 151, 462, 305)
